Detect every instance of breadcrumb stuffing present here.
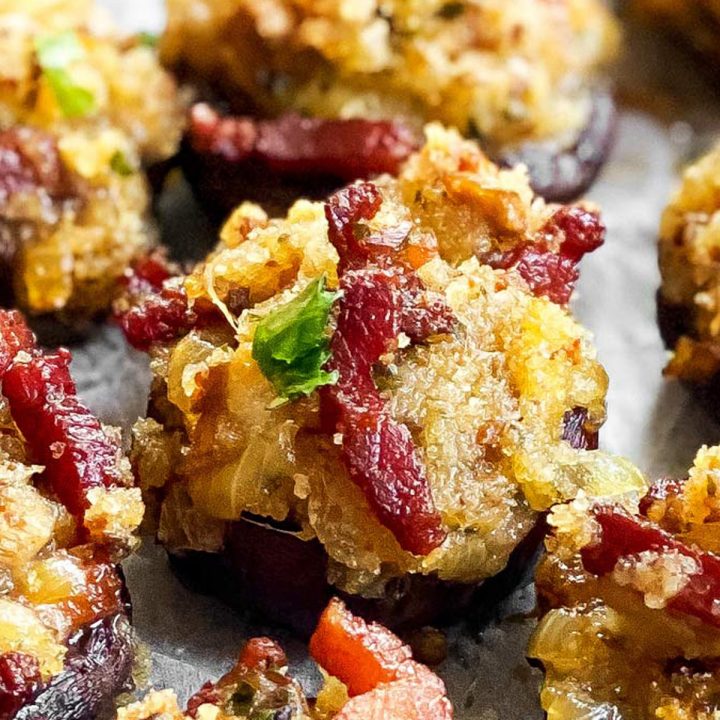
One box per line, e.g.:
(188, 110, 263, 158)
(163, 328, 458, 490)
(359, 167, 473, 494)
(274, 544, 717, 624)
(162, 0, 618, 149)
(659, 142, 720, 383)
(0, 0, 184, 317)
(133, 125, 641, 597)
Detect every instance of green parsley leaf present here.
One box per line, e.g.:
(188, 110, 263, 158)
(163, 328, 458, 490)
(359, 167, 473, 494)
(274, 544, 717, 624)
(110, 150, 135, 176)
(137, 31, 159, 48)
(252, 276, 339, 403)
(35, 32, 96, 118)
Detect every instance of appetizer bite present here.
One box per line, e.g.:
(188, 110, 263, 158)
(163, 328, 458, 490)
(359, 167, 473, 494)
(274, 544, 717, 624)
(117, 597, 452, 720)
(630, 0, 720, 67)
(0, 310, 144, 720)
(531, 445, 720, 719)
(657, 141, 720, 388)
(0, 0, 183, 322)
(163, 0, 619, 205)
(123, 125, 642, 632)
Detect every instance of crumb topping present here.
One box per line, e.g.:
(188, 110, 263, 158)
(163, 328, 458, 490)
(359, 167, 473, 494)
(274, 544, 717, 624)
(162, 0, 618, 149)
(0, 0, 184, 317)
(127, 125, 643, 597)
(532, 449, 720, 719)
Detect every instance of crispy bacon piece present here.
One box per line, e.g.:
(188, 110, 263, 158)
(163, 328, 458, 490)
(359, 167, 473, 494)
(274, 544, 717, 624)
(115, 255, 196, 352)
(513, 249, 579, 305)
(321, 183, 453, 556)
(185, 682, 222, 719)
(310, 598, 453, 720)
(482, 206, 605, 304)
(0, 310, 127, 517)
(324, 183, 385, 272)
(123, 253, 175, 294)
(310, 598, 412, 697)
(236, 637, 287, 672)
(117, 285, 194, 352)
(581, 507, 720, 629)
(2, 348, 126, 516)
(115, 254, 225, 352)
(189, 104, 418, 184)
(0, 310, 35, 374)
(0, 653, 41, 720)
(545, 206, 606, 262)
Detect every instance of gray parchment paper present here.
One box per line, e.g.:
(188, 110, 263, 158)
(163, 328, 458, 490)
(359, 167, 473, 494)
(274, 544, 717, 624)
(68, 3, 720, 716)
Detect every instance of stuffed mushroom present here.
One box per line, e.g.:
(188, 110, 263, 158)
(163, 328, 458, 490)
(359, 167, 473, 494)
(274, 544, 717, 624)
(657, 140, 720, 391)
(163, 0, 619, 205)
(0, 0, 184, 322)
(0, 309, 144, 720)
(531, 445, 720, 719)
(122, 126, 643, 632)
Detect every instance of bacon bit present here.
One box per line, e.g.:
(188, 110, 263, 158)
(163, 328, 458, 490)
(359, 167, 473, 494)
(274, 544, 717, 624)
(116, 256, 195, 352)
(310, 599, 453, 720)
(185, 682, 222, 719)
(188, 103, 418, 184)
(513, 249, 579, 305)
(310, 598, 412, 697)
(545, 206, 605, 262)
(322, 183, 452, 556)
(186, 637, 289, 718)
(0, 652, 41, 720)
(324, 182, 385, 272)
(117, 285, 195, 352)
(0, 310, 35, 375)
(237, 637, 287, 672)
(122, 252, 175, 293)
(581, 507, 720, 628)
(115, 255, 223, 352)
(185, 681, 222, 719)
(323, 268, 450, 554)
(481, 206, 605, 304)
(0, 311, 127, 518)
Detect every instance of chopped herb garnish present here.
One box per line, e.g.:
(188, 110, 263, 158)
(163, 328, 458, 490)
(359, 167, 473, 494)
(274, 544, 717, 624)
(137, 31, 159, 48)
(437, 2, 465, 19)
(35, 32, 96, 118)
(110, 150, 134, 176)
(252, 276, 339, 404)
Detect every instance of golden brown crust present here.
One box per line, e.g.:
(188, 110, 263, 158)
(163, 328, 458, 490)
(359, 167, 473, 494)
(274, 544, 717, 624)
(0, 0, 184, 319)
(658, 142, 720, 384)
(531, 445, 720, 720)
(162, 0, 618, 151)
(0, 310, 143, 718)
(131, 126, 643, 610)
